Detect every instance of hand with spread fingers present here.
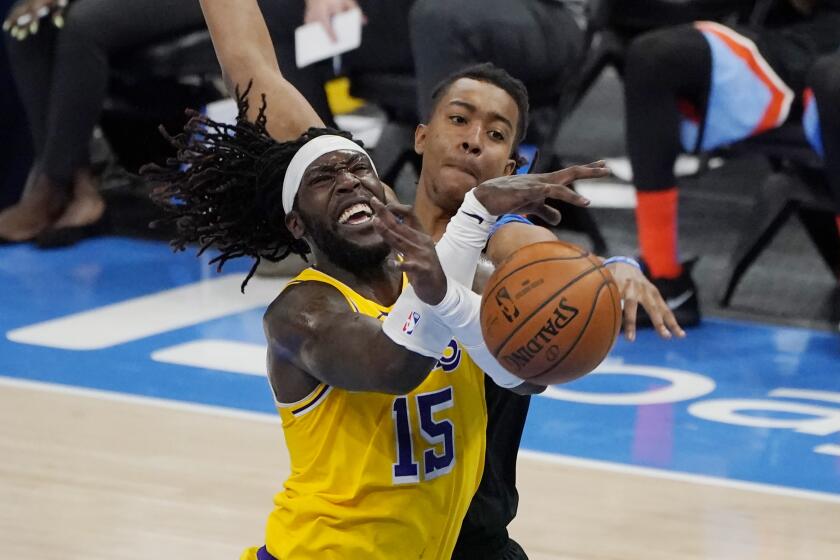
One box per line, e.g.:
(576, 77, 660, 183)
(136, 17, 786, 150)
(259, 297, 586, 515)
(3, 0, 67, 40)
(606, 260, 686, 342)
(370, 197, 448, 306)
(473, 161, 609, 224)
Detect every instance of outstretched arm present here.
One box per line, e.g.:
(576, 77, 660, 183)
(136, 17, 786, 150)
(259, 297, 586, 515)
(199, 0, 324, 141)
(265, 283, 440, 399)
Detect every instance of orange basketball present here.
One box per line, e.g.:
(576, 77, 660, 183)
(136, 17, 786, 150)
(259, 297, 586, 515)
(480, 241, 622, 385)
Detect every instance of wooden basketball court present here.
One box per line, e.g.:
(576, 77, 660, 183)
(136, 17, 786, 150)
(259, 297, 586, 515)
(3, 377, 838, 560)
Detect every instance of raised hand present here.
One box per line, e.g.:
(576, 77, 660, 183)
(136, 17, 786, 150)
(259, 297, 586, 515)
(474, 161, 609, 224)
(370, 198, 447, 305)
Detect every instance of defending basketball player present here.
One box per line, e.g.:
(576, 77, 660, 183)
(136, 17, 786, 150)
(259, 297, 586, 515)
(409, 64, 685, 344)
(144, 1, 608, 558)
(402, 62, 686, 559)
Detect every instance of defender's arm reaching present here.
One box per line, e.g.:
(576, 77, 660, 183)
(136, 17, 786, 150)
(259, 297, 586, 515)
(198, 0, 324, 141)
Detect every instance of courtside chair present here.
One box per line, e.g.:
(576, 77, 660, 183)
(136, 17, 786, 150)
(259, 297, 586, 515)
(101, 30, 224, 240)
(103, 29, 223, 173)
(717, 124, 840, 307)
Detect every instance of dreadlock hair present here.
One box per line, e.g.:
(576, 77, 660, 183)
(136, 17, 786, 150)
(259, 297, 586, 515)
(142, 84, 362, 291)
(427, 62, 530, 163)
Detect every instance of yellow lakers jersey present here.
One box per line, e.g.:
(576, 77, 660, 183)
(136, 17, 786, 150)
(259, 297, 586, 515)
(257, 267, 487, 560)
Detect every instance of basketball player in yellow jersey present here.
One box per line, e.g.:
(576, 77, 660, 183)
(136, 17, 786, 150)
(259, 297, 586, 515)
(145, 3, 597, 558)
(261, 264, 486, 559)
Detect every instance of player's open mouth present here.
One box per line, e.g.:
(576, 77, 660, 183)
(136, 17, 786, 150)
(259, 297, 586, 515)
(337, 202, 374, 225)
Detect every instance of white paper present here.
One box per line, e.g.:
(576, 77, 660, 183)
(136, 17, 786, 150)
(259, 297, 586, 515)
(294, 7, 363, 69)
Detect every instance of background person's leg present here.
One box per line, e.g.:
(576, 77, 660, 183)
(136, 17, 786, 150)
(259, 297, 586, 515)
(1, 22, 64, 240)
(624, 26, 711, 285)
(0, 0, 35, 212)
(41, 0, 204, 187)
(409, 0, 582, 121)
(344, 0, 415, 74)
(806, 52, 840, 238)
(0, 0, 205, 242)
(3, 21, 55, 164)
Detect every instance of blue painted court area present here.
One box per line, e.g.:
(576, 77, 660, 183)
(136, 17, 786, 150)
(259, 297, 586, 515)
(1, 238, 839, 496)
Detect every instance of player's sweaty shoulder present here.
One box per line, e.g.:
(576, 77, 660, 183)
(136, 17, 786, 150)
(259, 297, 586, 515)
(262, 281, 351, 397)
(264, 280, 352, 344)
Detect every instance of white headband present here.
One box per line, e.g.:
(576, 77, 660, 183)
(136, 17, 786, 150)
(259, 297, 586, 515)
(281, 135, 377, 214)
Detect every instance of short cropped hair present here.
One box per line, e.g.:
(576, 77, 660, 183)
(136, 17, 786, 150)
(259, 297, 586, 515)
(428, 62, 530, 154)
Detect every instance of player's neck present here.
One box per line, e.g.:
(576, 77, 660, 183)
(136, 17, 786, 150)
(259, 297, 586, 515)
(414, 180, 453, 243)
(312, 251, 403, 306)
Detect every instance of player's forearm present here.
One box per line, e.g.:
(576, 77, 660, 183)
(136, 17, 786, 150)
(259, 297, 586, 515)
(485, 222, 557, 266)
(434, 189, 496, 288)
(302, 316, 439, 394)
(199, 0, 279, 87)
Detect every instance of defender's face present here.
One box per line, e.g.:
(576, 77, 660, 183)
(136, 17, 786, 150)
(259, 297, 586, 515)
(290, 149, 387, 251)
(416, 78, 520, 212)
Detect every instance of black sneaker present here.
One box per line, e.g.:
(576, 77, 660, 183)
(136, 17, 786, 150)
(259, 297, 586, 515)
(636, 258, 701, 328)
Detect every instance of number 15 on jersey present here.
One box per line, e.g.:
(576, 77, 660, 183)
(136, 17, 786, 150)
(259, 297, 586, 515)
(392, 387, 456, 484)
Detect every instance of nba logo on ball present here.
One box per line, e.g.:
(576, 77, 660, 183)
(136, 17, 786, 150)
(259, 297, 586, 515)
(402, 311, 421, 335)
(480, 241, 622, 385)
(495, 287, 520, 322)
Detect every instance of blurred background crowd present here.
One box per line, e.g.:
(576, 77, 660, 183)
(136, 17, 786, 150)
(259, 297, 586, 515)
(1, 0, 838, 330)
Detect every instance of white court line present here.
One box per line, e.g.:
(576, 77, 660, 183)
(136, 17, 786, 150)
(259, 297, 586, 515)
(0, 375, 278, 424)
(7, 275, 282, 350)
(2, 374, 839, 506)
(575, 181, 636, 209)
(814, 444, 840, 457)
(603, 155, 725, 184)
(151, 340, 268, 376)
(518, 450, 840, 505)
(579, 155, 727, 210)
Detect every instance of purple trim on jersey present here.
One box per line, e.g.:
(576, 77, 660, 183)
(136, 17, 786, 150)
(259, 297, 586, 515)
(257, 546, 278, 560)
(803, 88, 824, 158)
(681, 22, 794, 152)
(291, 384, 331, 416)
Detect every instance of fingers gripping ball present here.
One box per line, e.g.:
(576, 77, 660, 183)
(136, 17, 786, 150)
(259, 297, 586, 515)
(480, 241, 621, 385)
